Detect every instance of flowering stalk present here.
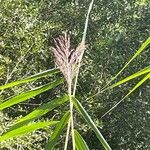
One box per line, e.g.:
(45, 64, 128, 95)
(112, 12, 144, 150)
(51, 33, 80, 150)
(51, 1, 95, 149)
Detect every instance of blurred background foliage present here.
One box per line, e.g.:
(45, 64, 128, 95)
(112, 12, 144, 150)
(0, 0, 150, 149)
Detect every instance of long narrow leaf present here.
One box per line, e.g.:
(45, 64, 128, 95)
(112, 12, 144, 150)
(0, 121, 58, 142)
(0, 68, 60, 90)
(7, 95, 69, 132)
(72, 97, 111, 150)
(106, 37, 150, 87)
(110, 66, 150, 89)
(121, 73, 150, 100)
(74, 130, 89, 150)
(88, 38, 150, 100)
(45, 111, 70, 150)
(0, 78, 64, 110)
(102, 73, 150, 118)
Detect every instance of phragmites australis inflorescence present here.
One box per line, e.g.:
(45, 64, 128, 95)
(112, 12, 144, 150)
(51, 32, 85, 84)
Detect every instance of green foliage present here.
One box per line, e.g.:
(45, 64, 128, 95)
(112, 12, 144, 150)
(7, 95, 69, 132)
(110, 66, 150, 89)
(45, 111, 70, 150)
(0, 66, 111, 149)
(0, 79, 64, 110)
(0, 0, 150, 149)
(74, 130, 89, 150)
(72, 97, 111, 150)
(0, 68, 59, 90)
(0, 112, 50, 150)
(0, 121, 58, 142)
(106, 37, 150, 87)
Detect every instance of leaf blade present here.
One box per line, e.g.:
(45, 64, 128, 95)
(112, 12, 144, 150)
(107, 37, 150, 86)
(72, 97, 111, 150)
(0, 121, 58, 142)
(0, 78, 64, 110)
(7, 95, 69, 132)
(0, 68, 60, 90)
(123, 72, 150, 99)
(45, 111, 70, 150)
(102, 73, 150, 118)
(74, 130, 89, 150)
(110, 66, 150, 89)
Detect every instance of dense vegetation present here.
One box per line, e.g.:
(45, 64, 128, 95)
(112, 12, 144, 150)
(0, 0, 150, 149)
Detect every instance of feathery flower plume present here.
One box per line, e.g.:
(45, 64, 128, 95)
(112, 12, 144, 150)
(51, 32, 85, 84)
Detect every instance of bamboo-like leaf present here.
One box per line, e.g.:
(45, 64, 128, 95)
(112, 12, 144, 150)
(0, 78, 64, 110)
(74, 130, 89, 150)
(7, 95, 69, 132)
(72, 97, 111, 150)
(102, 73, 150, 118)
(88, 38, 150, 100)
(0, 121, 58, 142)
(45, 111, 70, 150)
(110, 66, 150, 89)
(122, 73, 150, 99)
(0, 68, 60, 90)
(107, 37, 150, 86)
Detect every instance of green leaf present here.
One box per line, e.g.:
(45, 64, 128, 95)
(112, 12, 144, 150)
(7, 95, 69, 132)
(45, 111, 70, 150)
(88, 38, 150, 100)
(107, 37, 150, 86)
(123, 73, 150, 99)
(102, 73, 150, 118)
(0, 121, 58, 142)
(72, 97, 111, 150)
(110, 66, 150, 89)
(0, 68, 60, 90)
(0, 78, 64, 110)
(74, 130, 89, 150)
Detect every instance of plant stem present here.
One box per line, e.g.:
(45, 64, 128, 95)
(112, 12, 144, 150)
(68, 80, 75, 150)
(64, 1, 95, 149)
(70, 102, 75, 150)
(73, 0, 95, 96)
(64, 118, 71, 150)
(82, 0, 95, 44)
(73, 50, 84, 96)
(64, 68, 75, 150)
